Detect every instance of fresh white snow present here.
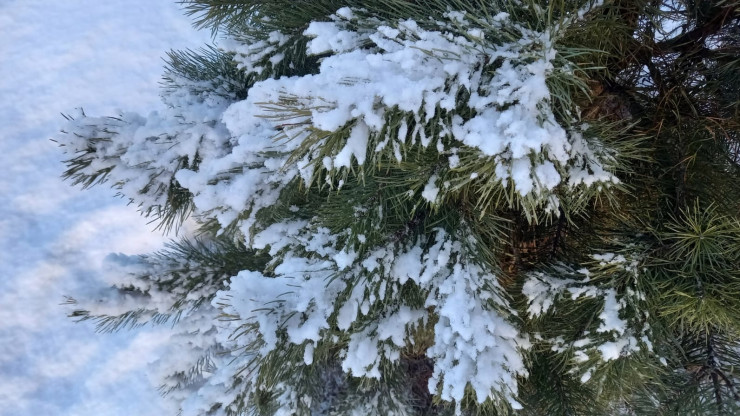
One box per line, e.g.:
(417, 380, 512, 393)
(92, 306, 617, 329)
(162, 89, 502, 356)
(0, 1, 209, 415)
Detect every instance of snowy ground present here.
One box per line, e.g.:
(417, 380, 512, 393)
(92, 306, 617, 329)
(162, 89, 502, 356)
(0, 2, 209, 414)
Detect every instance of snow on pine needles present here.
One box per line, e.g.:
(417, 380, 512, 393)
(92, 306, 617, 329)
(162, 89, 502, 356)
(56, 2, 632, 414)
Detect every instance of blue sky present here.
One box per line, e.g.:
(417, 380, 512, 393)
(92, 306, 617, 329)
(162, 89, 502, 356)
(0, 2, 209, 414)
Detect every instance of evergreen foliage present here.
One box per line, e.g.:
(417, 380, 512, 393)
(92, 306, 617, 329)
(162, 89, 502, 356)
(56, 0, 740, 415)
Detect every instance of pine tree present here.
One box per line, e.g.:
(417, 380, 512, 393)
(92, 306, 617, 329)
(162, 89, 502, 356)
(56, 1, 740, 415)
